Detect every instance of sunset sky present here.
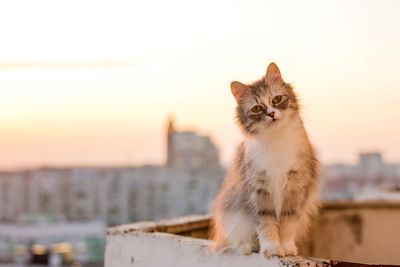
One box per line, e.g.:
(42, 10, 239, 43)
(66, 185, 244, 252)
(1, 0, 400, 169)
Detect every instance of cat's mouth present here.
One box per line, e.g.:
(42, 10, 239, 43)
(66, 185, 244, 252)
(263, 118, 277, 127)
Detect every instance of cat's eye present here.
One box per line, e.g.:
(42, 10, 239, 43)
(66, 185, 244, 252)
(272, 95, 283, 105)
(251, 105, 263, 113)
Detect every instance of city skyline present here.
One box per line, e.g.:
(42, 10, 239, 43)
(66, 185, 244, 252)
(0, 115, 397, 171)
(1, 0, 400, 169)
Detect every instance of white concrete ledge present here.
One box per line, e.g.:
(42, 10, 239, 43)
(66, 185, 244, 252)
(105, 230, 330, 267)
(107, 214, 210, 236)
(106, 202, 400, 266)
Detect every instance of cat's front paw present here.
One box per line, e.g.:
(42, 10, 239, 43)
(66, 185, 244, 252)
(281, 241, 298, 256)
(260, 242, 284, 258)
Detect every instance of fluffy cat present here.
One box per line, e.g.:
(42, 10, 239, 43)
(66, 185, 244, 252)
(211, 63, 319, 257)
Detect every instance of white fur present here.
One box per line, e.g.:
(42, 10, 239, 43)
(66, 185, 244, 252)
(219, 210, 256, 254)
(244, 117, 305, 217)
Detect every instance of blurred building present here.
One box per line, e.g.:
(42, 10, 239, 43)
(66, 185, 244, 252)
(322, 152, 400, 200)
(0, 117, 223, 264)
(166, 117, 220, 169)
(0, 118, 223, 226)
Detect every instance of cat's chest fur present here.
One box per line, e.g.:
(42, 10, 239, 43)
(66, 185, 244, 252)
(245, 127, 302, 214)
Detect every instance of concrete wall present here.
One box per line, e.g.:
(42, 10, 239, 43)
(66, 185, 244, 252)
(106, 202, 400, 266)
(302, 201, 400, 265)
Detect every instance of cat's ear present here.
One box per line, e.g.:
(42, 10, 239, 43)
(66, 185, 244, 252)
(265, 62, 283, 87)
(231, 81, 250, 102)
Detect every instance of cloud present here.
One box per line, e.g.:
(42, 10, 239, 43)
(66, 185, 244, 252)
(0, 61, 137, 71)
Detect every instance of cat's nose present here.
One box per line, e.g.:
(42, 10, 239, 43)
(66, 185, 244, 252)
(267, 111, 275, 118)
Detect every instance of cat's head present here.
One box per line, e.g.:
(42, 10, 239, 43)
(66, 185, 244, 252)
(231, 63, 299, 135)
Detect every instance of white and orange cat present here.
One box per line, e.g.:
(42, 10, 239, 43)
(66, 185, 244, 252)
(211, 63, 319, 257)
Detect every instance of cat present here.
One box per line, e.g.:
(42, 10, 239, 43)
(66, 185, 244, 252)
(211, 62, 319, 258)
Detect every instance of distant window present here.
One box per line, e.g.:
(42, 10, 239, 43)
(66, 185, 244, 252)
(76, 191, 87, 199)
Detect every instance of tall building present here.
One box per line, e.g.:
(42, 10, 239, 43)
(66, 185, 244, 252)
(166, 117, 220, 169)
(359, 152, 384, 185)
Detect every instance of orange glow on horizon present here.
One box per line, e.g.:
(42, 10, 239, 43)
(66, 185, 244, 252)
(1, 0, 400, 169)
